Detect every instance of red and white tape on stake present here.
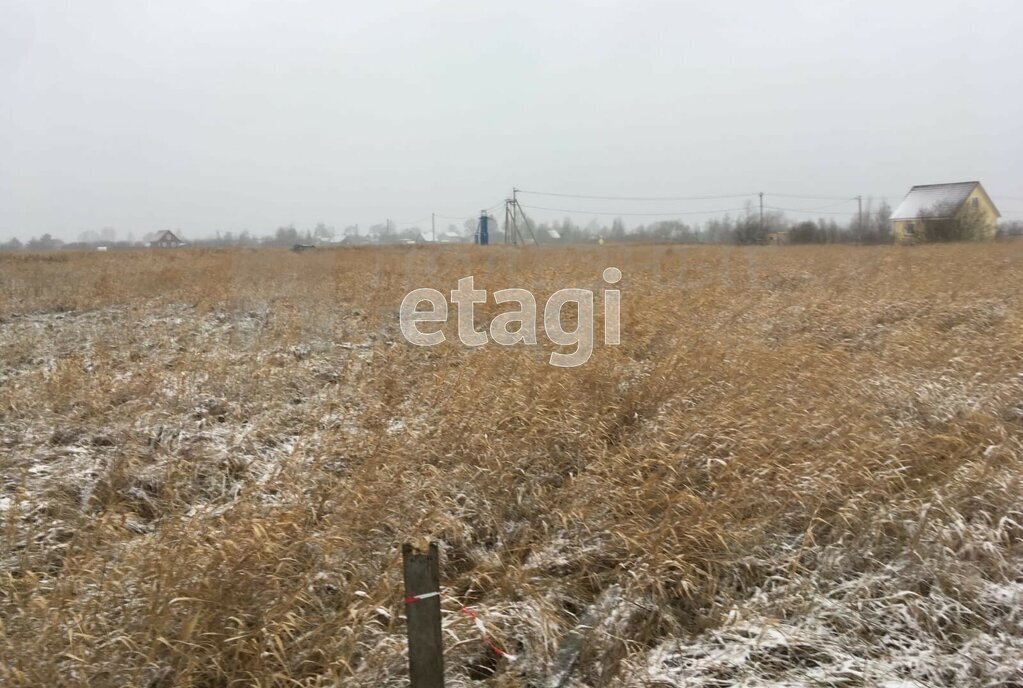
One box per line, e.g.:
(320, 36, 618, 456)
(459, 607, 518, 661)
(404, 591, 518, 661)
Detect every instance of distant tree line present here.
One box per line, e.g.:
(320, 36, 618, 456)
(526, 199, 896, 245)
(2, 201, 1021, 251)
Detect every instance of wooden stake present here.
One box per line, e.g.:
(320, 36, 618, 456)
(403, 542, 444, 688)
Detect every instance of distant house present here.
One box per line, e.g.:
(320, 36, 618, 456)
(397, 229, 428, 244)
(891, 181, 1000, 244)
(766, 231, 789, 246)
(539, 228, 562, 243)
(436, 231, 466, 244)
(150, 230, 185, 248)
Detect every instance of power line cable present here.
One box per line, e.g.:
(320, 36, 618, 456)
(764, 205, 857, 216)
(520, 189, 878, 203)
(396, 216, 431, 226)
(516, 189, 756, 202)
(765, 200, 857, 213)
(433, 200, 505, 222)
(766, 192, 859, 201)
(519, 204, 749, 217)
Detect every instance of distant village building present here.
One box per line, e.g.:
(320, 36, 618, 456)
(766, 231, 789, 246)
(436, 230, 466, 244)
(891, 181, 1000, 244)
(397, 229, 428, 244)
(150, 230, 185, 248)
(540, 228, 562, 243)
(339, 234, 366, 246)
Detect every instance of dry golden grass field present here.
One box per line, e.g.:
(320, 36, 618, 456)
(1, 243, 1022, 687)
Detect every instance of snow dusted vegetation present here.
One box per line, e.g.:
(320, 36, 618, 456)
(1, 244, 1021, 686)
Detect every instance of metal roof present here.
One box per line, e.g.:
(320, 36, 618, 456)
(890, 182, 979, 220)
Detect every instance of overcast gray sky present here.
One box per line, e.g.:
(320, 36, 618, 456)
(1, 0, 1022, 241)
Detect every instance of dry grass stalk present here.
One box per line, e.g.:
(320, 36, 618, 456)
(1, 243, 1021, 686)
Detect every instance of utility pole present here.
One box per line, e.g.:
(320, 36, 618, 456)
(508, 189, 521, 245)
(856, 195, 863, 238)
(759, 192, 764, 238)
(513, 188, 519, 244)
(504, 198, 513, 245)
(504, 188, 538, 246)
(431, 213, 435, 242)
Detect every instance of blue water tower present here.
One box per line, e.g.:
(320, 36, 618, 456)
(476, 212, 489, 245)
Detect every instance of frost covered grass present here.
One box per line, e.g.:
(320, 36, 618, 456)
(0, 243, 1021, 686)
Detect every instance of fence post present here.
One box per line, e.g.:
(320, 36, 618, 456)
(403, 542, 444, 688)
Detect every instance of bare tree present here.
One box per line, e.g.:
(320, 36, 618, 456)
(999, 220, 1023, 237)
(920, 201, 987, 242)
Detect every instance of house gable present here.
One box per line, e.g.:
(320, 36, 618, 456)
(151, 230, 184, 247)
(964, 184, 1000, 220)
